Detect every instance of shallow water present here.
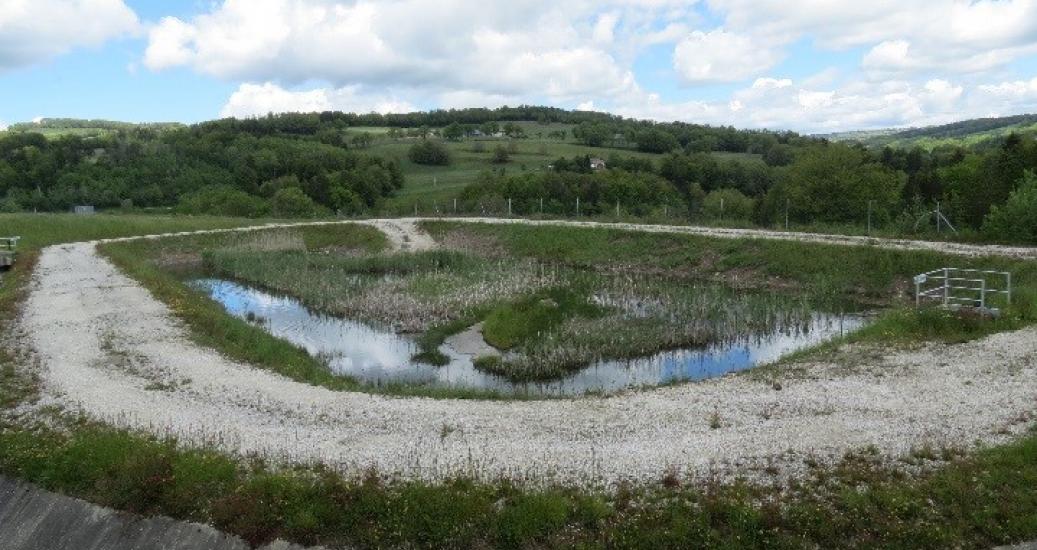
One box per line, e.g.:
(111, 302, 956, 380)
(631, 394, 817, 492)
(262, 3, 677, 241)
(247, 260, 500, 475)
(193, 278, 865, 396)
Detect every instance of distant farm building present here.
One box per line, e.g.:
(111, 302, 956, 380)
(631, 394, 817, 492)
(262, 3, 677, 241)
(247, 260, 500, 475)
(72, 205, 95, 215)
(590, 158, 607, 170)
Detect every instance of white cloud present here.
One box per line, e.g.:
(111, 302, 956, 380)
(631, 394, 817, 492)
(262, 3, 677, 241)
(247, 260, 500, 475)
(673, 29, 781, 83)
(143, 0, 665, 102)
(0, 0, 139, 71)
(609, 75, 998, 132)
(142, 16, 197, 70)
(710, 0, 1037, 75)
(862, 40, 913, 71)
(219, 82, 417, 118)
(592, 12, 620, 44)
(979, 77, 1037, 99)
(142, 0, 1037, 132)
(0, 121, 7, 131)
(974, 77, 1037, 114)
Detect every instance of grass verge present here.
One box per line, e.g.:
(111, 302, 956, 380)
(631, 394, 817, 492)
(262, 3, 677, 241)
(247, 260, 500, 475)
(0, 416, 1034, 548)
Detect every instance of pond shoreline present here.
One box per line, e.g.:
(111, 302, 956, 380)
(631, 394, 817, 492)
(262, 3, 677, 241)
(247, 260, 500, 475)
(193, 277, 865, 397)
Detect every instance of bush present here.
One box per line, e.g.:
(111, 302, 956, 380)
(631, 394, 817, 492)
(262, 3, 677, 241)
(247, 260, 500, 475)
(762, 144, 902, 225)
(983, 170, 1037, 243)
(176, 186, 267, 218)
(492, 145, 510, 164)
(702, 189, 754, 220)
(271, 187, 321, 218)
(409, 140, 451, 166)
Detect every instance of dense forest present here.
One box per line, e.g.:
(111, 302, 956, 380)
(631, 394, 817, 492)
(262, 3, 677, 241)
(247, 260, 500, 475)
(2, 107, 1037, 242)
(0, 126, 403, 217)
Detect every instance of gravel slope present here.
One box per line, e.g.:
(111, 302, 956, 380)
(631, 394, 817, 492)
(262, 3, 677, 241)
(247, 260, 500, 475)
(16, 219, 1037, 486)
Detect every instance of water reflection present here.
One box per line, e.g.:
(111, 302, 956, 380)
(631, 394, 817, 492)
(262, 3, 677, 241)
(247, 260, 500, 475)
(193, 279, 864, 397)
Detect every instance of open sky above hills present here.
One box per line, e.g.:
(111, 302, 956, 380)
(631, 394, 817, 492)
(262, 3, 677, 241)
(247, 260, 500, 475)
(3, 0, 1037, 132)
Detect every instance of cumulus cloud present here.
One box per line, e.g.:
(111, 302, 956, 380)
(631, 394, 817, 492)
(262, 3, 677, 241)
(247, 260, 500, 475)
(979, 77, 1037, 99)
(0, 0, 139, 71)
(219, 82, 417, 118)
(710, 0, 1037, 74)
(673, 30, 782, 83)
(143, 0, 661, 101)
(611, 76, 998, 133)
(140, 0, 1037, 131)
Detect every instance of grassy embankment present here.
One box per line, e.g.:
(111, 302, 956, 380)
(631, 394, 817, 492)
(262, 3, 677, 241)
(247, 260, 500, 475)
(2, 214, 1037, 548)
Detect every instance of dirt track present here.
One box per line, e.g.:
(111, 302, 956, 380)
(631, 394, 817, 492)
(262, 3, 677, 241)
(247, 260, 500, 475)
(16, 218, 1037, 486)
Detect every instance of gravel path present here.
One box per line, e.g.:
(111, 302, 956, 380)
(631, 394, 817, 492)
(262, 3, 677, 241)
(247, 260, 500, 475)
(16, 218, 1037, 487)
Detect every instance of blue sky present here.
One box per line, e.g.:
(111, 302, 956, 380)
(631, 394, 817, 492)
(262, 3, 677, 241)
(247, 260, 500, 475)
(2, 0, 1037, 132)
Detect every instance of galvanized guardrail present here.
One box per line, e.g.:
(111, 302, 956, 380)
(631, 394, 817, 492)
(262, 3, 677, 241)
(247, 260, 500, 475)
(914, 267, 1012, 311)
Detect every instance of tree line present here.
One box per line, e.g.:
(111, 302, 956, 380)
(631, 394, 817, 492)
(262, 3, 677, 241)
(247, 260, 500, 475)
(460, 134, 1037, 242)
(0, 126, 402, 217)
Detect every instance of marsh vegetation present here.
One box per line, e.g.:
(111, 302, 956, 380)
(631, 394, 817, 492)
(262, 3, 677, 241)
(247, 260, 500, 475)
(101, 219, 1037, 395)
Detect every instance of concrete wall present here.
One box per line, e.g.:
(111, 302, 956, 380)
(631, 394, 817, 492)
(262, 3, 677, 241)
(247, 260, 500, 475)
(0, 475, 312, 550)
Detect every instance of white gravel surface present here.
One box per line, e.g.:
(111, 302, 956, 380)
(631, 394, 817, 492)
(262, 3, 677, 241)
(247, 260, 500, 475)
(16, 218, 1037, 487)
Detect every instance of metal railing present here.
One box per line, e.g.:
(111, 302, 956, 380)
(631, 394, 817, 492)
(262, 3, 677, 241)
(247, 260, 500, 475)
(914, 267, 1012, 311)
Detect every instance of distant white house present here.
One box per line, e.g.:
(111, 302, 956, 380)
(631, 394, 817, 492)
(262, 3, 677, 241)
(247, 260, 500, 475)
(72, 205, 95, 215)
(589, 158, 607, 170)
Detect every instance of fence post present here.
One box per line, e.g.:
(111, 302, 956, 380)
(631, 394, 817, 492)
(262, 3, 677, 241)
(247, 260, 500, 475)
(784, 199, 789, 230)
(943, 268, 949, 307)
(936, 201, 941, 233)
(576, 197, 580, 216)
(1007, 272, 1012, 306)
(453, 198, 457, 213)
(539, 197, 543, 214)
(616, 201, 620, 218)
(720, 198, 725, 220)
(508, 198, 512, 217)
(867, 200, 873, 235)
(980, 278, 987, 309)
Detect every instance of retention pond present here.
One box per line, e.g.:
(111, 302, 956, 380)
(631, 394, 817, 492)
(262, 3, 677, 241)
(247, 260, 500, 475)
(194, 278, 866, 397)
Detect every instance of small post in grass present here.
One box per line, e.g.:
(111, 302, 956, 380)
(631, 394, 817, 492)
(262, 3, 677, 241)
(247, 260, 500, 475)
(784, 199, 789, 230)
(576, 197, 580, 216)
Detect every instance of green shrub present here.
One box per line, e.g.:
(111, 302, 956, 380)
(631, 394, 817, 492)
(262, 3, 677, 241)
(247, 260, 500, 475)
(176, 186, 267, 218)
(270, 187, 322, 218)
(702, 188, 754, 220)
(409, 139, 451, 166)
(983, 170, 1037, 243)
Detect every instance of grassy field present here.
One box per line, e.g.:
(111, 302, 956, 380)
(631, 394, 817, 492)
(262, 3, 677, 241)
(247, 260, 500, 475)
(2, 214, 1037, 548)
(346, 127, 763, 211)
